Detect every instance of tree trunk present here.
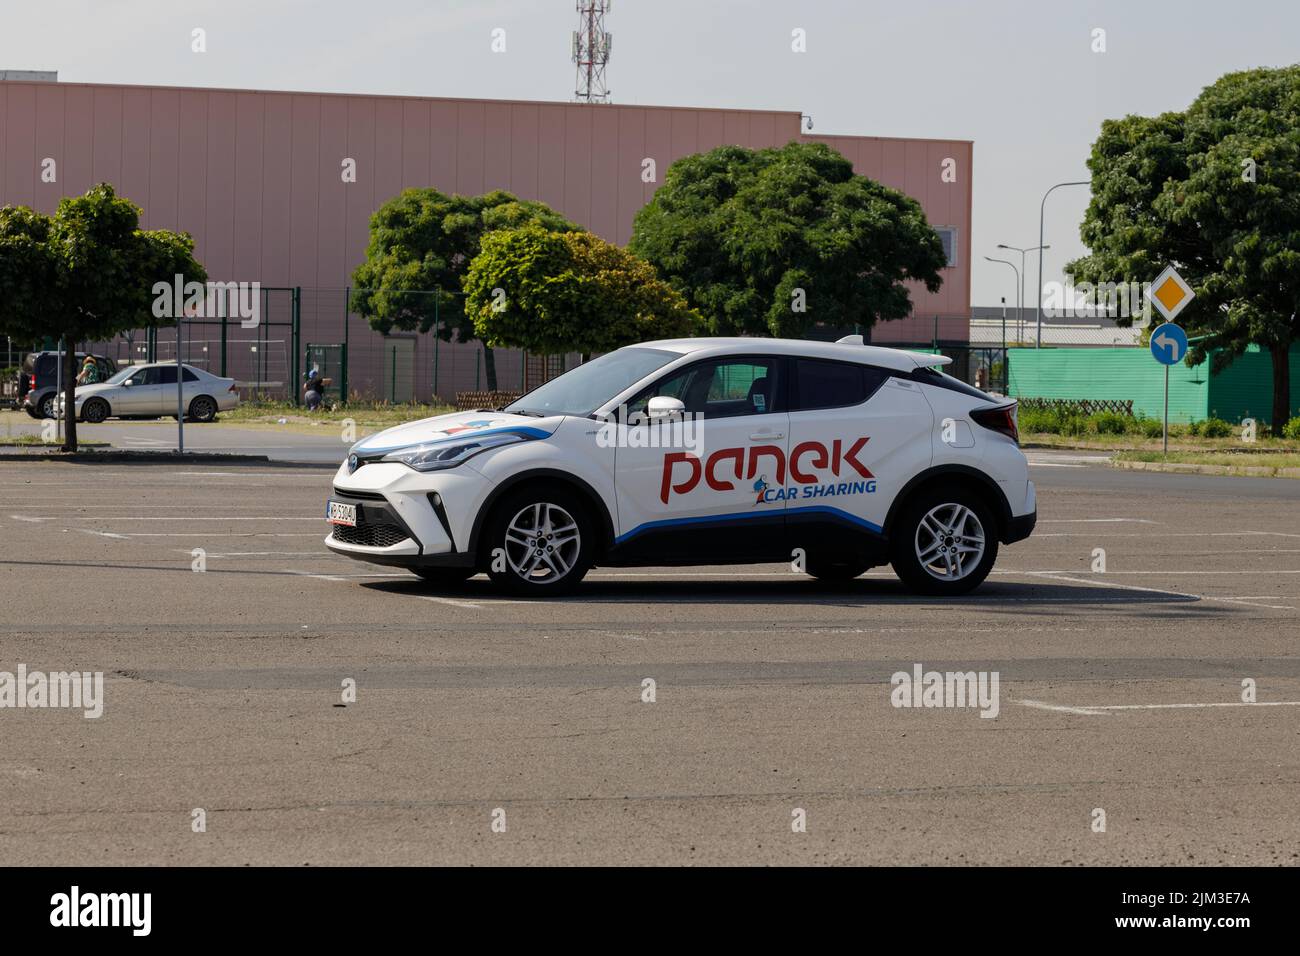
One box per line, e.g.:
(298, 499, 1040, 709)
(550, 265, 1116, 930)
(1271, 342, 1292, 438)
(61, 341, 78, 453)
(483, 345, 499, 391)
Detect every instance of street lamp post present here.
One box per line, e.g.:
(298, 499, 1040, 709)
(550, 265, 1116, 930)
(985, 256, 1019, 394)
(997, 243, 1049, 344)
(1035, 181, 1089, 348)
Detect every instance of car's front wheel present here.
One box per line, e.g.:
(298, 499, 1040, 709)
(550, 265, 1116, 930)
(187, 395, 217, 423)
(81, 398, 110, 423)
(890, 486, 998, 596)
(484, 486, 593, 596)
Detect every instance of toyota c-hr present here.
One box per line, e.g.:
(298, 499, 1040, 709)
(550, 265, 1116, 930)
(325, 337, 1036, 596)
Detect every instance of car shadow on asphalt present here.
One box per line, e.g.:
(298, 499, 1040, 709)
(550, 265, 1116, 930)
(364, 575, 1234, 617)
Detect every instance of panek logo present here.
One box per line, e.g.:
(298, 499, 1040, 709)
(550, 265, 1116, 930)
(0, 664, 104, 719)
(152, 273, 260, 328)
(890, 663, 1000, 718)
(659, 437, 875, 504)
(50, 886, 151, 936)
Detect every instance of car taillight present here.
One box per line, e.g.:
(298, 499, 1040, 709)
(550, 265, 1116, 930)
(971, 403, 1018, 445)
(29, 374, 36, 390)
(228, 383, 238, 393)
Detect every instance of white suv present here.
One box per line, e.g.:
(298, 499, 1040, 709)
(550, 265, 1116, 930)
(325, 337, 1036, 596)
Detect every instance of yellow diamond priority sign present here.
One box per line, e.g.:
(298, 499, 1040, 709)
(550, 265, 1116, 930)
(1146, 265, 1194, 321)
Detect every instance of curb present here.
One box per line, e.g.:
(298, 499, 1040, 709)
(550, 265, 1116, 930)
(1112, 459, 1300, 480)
(0, 449, 275, 465)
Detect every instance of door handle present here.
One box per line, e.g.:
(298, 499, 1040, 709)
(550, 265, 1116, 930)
(749, 432, 784, 441)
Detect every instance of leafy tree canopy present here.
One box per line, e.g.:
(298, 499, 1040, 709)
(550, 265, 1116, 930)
(629, 141, 947, 336)
(0, 183, 206, 449)
(464, 225, 703, 354)
(350, 188, 578, 340)
(1071, 65, 1300, 430)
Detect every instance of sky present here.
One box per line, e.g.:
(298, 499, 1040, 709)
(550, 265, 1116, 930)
(4, 0, 1297, 308)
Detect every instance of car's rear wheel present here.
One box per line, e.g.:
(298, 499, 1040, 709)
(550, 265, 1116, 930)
(187, 395, 217, 423)
(38, 393, 56, 420)
(484, 486, 592, 596)
(412, 567, 477, 587)
(890, 486, 998, 596)
(81, 398, 110, 423)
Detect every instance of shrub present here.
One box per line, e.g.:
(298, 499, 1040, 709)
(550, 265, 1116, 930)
(1138, 417, 1165, 438)
(1199, 417, 1233, 438)
(1091, 410, 1129, 435)
(1059, 414, 1088, 437)
(1284, 417, 1300, 441)
(1018, 407, 1062, 434)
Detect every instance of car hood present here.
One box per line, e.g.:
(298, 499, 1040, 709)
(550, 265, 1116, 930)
(349, 410, 562, 457)
(64, 382, 118, 401)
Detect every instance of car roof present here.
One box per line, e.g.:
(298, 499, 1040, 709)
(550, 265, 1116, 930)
(636, 337, 946, 373)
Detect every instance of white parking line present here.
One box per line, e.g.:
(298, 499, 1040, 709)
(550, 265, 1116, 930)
(1015, 699, 1300, 716)
(1038, 518, 1157, 524)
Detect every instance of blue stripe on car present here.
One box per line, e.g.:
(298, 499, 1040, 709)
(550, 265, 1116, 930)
(615, 505, 883, 544)
(352, 425, 551, 455)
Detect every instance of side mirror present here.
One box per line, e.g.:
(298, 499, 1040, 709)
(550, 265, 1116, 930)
(122, 380, 133, 387)
(647, 396, 686, 420)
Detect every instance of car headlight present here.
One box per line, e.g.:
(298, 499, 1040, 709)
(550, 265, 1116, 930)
(380, 432, 532, 472)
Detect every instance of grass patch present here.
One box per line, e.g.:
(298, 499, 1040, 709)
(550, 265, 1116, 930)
(219, 400, 456, 430)
(1114, 449, 1300, 470)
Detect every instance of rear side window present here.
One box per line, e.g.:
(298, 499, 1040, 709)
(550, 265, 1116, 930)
(792, 359, 887, 411)
(156, 366, 178, 385)
(182, 368, 199, 382)
(36, 356, 56, 377)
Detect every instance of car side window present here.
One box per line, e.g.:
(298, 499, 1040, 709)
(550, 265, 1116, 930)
(128, 368, 157, 387)
(182, 368, 199, 382)
(627, 358, 780, 420)
(156, 367, 178, 385)
(792, 359, 887, 411)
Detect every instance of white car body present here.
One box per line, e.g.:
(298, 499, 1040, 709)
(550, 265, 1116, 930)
(325, 337, 1036, 595)
(59, 363, 239, 422)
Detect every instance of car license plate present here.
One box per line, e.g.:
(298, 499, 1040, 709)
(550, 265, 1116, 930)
(326, 500, 357, 527)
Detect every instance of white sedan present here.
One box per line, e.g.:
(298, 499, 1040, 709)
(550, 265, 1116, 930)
(59, 363, 240, 423)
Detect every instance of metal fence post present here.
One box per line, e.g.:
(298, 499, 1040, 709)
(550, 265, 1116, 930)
(220, 314, 228, 377)
(291, 287, 301, 405)
(432, 291, 439, 401)
(342, 287, 350, 404)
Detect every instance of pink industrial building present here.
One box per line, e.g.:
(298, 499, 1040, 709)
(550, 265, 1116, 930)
(0, 78, 972, 400)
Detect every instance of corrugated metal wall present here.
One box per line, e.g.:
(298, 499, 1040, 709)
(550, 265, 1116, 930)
(1, 80, 974, 396)
(1007, 345, 1300, 424)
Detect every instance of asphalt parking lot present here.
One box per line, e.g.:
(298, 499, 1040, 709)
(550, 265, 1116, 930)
(1, 453, 1298, 865)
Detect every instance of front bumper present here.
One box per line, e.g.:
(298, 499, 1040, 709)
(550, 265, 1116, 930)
(324, 461, 485, 568)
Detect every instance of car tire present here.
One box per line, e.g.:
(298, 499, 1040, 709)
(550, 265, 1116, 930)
(24, 404, 42, 420)
(889, 485, 999, 596)
(38, 394, 56, 420)
(187, 395, 217, 423)
(804, 555, 872, 582)
(412, 567, 477, 587)
(81, 398, 110, 424)
(483, 485, 593, 597)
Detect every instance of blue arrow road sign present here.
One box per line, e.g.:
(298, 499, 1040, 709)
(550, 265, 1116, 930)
(1150, 323, 1188, 365)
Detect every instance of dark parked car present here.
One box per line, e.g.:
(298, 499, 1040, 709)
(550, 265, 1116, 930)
(20, 351, 118, 420)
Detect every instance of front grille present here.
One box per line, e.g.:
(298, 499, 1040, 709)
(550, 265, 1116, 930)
(331, 523, 409, 549)
(332, 487, 386, 501)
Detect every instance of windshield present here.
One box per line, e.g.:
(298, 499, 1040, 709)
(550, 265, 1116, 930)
(104, 367, 137, 385)
(504, 348, 680, 417)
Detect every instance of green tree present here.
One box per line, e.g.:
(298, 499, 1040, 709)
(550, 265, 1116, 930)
(350, 188, 577, 390)
(0, 184, 206, 451)
(1071, 65, 1300, 435)
(464, 225, 703, 355)
(629, 141, 947, 337)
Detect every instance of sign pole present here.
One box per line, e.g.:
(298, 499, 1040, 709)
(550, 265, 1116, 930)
(177, 319, 185, 454)
(1163, 364, 1169, 458)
